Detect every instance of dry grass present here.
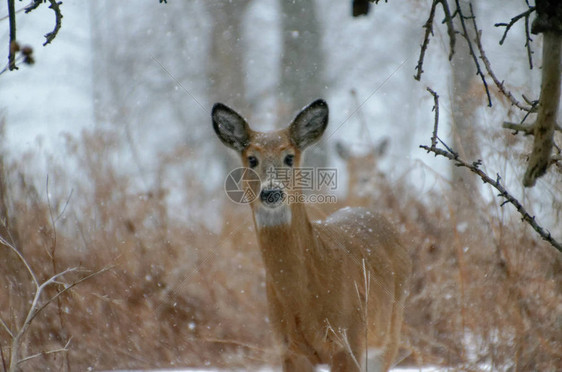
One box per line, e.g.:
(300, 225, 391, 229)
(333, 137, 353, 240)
(0, 124, 560, 371)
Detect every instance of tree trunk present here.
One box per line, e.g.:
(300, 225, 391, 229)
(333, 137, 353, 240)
(207, 1, 250, 174)
(450, 0, 481, 217)
(207, 1, 250, 111)
(279, 0, 327, 167)
(523, 0, 562, 186)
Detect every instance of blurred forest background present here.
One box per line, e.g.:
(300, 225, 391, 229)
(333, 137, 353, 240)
(0, 0, 560, 371)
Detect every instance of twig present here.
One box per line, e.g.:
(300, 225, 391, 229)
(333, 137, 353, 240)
(353, 259, 371, 369)
(0, 54, 23, 76)
(427, 87, 439, 148)
(43, 0, 63, 46)
(55, 189, 73, 224)
(440, 0, 456, 61)
(495, 7, 535, 69)
(469, 5, 535, 113)
(421, 143, 562, 252)
(495, 7, 535, 44)
(415, 0, 456, 81)
(502, 111, 560, 136)
(2, 232, 111, 371)
(523, 9, 534, 69)
(0, 234, 39, 287)
(0, 316, 14, 338)
(455, 1, 492, 107)
(324, 321, 362, 371)
(0, 1, 31, 21)
(45, 175, 57, 264)
(420, 88, 562, 253)
(502, 121, 534, 135)
(45, 177, 74, 371)
(24, 0, 43, 13)
(17, 338, 71, 365)
(1, 346, 6, 372)
(415, 0, 439, 81)
(29, 267, 111, 325)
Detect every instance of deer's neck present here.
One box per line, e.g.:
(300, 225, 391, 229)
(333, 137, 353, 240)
(253, 202, 315, 274)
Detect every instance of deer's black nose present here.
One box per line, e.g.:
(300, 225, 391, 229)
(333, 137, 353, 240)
(260, 189, 284, 205)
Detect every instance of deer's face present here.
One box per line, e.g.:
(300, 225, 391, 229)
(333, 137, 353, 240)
(212, 100, 329, 227)
(335, 138, 389, 194)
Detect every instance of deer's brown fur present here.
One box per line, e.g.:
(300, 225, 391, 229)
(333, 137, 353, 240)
(212, 99, 411, 371)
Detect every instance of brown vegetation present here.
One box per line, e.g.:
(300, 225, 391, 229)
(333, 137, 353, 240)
(0, 121, 560, 371)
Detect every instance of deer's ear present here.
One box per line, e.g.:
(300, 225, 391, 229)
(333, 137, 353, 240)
(212, 103, 251, 152)
(289, 99, 329, 150)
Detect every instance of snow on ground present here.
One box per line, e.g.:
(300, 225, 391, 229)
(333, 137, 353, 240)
(106, 367, 446, 372)
(105, 367, 438, 372)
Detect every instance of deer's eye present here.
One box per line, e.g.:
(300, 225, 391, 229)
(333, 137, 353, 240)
(284, 154, 294, 167)
(248, 156, 258, 168)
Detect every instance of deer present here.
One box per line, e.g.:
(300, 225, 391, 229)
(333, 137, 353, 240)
(335, 139, 389, 208)
(211, 99, 411, 371)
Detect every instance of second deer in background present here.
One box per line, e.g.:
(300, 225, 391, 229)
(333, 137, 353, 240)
(335, 138, 392, 209)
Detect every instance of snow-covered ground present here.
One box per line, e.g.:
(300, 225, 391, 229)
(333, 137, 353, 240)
(106, 367, 444, 372)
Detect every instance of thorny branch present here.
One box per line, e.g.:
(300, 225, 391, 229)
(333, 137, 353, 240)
(2, 0, 62, 73)
(43, 0, 63, 46)
(413, 1, 559, 185)
(427, 87, 439, 148)
(413, 0, 537, 113)
(495, 6, 536, 69)
(415, 0, 455, 81)
(469, 4, 536, 113)
(453, 0, 492, 107)
(420, 88, 562, 253)
(414, 0, 493, 105)
(414, 0, 438, 81)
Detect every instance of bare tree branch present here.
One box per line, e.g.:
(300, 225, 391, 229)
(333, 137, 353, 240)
(24, 0, 43, 14)
(420, 88, 562, 253)
(3, 0, 59, 74)
(43, 0, 63, 46)
(427, 87, 439, 148)
(523, 9, 534, 69)
(29, 266, 112, 326)
(502, 120, 561, 135)
(17, 337, 71, 365)
(0, 316, 14, 339)
(454, 1, 492, 107)
(7, 0, 17, 71)
(1, 233, 110, 372)
(440, 0, 456, 60)
(415, 0, 456, 81)
(468, 5, 536, 113)
(0, 234, 39, 287)
(413, 1, 539, 114)
(495, 7, 536, 69)
(496, 7, 535, 45)
(502, 121, 534, 135)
